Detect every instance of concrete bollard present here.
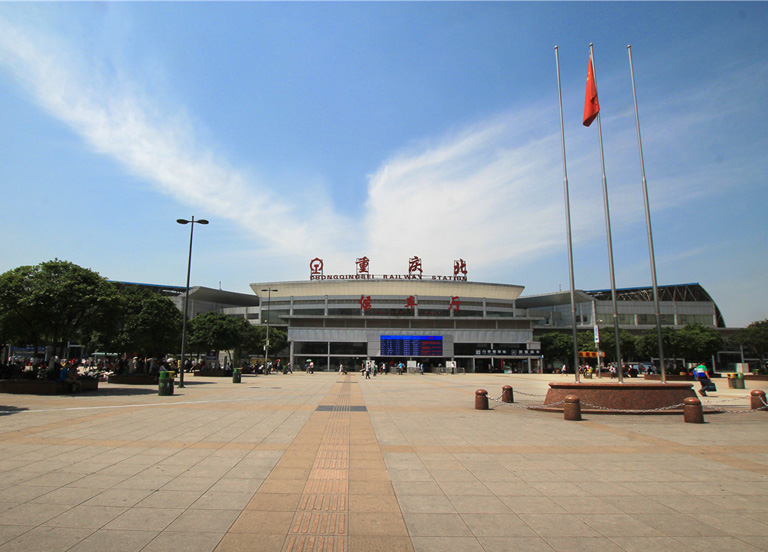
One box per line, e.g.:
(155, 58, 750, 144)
(475, 389, 489, 410)
(563, 395, 581, 421)
(501, 385, 514, 403)
(684, 397, 704, 423)
(750, 390, 767, 411)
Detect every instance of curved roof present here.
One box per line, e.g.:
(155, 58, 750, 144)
(585, 283, 713, 303)
(585, 283, 726, 327)
(250, 279, 524, 301)
(515, 290, 594, 308)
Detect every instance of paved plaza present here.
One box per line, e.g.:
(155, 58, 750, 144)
(1, 372, 767, 552)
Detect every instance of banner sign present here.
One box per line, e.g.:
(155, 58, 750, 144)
(310, 256, 468, 282)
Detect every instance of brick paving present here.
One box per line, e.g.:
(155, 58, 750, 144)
(0, 372, 767, 551)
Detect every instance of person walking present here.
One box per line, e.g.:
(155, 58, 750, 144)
(693, 363, 712, 396)
(365, 362, 371, 379)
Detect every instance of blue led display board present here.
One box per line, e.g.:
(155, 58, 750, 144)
(380, 336, 443, 357)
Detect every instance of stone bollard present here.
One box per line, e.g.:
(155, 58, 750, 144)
(501, 385, 514, 403)
(563, 395, 581, 421)
(475, 389, 489, 410)
(684, 397, 704, 424)
(750, 390, 767, 411)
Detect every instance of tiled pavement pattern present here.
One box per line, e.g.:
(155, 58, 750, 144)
(0, 373, 767, 551)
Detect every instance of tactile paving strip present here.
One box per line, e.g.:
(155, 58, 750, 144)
(284, 387, 351, 552)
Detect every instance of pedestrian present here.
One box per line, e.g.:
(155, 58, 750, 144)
(365, 362, 371, 379)
(693, 363, 712, 396)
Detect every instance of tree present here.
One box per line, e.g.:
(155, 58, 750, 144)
(262, 326, 287, 360)
(540, 332, 573, 368)
(111, 287, 182, 358)
(732, 320, 768, 366)
(231, 319, 261, 365)
(674, 324, 723, 364)
(598, 329, 637, 363)
(577, 331, 596, 354)
(0, 265, 45, 353)
(187, 314, 287, 366)
(636, 327, 679, 362)
(0, 260, 118, 358)
(187, 312, 242, 357)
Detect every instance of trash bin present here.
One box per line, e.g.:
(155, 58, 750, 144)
(158, 371, 174, 396)
(727, 373, 746, 389)
(734, 372, 745, 389)
(232, 368, 241, 384)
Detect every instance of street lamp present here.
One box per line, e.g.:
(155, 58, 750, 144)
(261, 288, 277, 374)
(177, 216, 209, 388)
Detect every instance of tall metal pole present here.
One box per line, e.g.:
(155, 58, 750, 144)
(261, 288, 277, 374)
(590, 43, 623, 382)
(555, 46, 580, 382)
(628, 44, 667, 383)
(593, 300, 602, 376)
(177, 216, 209, 388)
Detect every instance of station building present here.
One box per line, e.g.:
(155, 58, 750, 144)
(247, 279, 542, 373)
(152, 275, 727, 373)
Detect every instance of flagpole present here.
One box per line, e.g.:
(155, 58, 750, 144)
(627, 44, 667, 383)
(589, 43, 623, 383)
(555, 46, 580, 382)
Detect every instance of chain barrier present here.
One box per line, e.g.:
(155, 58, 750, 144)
(701, 395, 753, 404)
(701, 393, 768, 415)
(579, 400, 686, 414)
(512, 390, 548, 398)
(488, 391, 768, 415)
(488, 396, 566, 410)
(706, 405, 768, 415)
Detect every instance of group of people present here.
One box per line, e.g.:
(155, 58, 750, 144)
(357, 360, 424, 378)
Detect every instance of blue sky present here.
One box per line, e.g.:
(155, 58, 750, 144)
(0, 2, 766, 327)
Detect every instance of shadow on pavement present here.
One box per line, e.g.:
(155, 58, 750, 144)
(86, 387, 159, 396)
(0, 405, 29, 416)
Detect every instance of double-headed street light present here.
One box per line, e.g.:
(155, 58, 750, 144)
(261, 288, 277, 374)
(177, 216, 209, 388)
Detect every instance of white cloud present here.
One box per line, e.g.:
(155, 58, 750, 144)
(0, 13, 764, 298)
(0, 16, 353, 268)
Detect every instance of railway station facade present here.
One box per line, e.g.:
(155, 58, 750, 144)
(247, 278, 542, 373)
(170, 254, 724, 372)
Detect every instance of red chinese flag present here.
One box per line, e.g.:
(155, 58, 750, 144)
(583, 58, 600, 127)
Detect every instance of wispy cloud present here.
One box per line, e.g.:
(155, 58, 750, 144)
(0, 14, 763, 287)
(0, 16, 353, 269)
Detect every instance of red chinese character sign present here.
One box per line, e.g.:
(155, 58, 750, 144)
(404, 295, 417, 310)
(408, 256, 423, 276)
(359, 295, 372, 311)
(356, 256, 370, 275)
(308, 256, 467, 281)
(310, 258, 324, 276)
(454, 259, 467, 276)
(449, 296, 461, 312)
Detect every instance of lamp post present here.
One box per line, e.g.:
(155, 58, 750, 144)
(261, 288, 277, 374)
(177, 216, 209, 388)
